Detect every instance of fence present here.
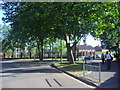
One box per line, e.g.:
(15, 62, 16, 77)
(82, 60, 101, 82)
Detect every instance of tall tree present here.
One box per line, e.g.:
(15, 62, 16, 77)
(2, 2, 119, 63)
(2, 2, 53, 61)
(90, 2, 120, 61)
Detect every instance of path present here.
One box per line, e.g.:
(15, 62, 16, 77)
(82, 60, 119, 88)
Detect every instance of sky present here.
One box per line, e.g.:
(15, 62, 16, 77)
(79, 35, 101, 47)
(0, 5, 101, 47)
(0, 2, 4, 25)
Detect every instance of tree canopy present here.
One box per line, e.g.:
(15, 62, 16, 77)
(2, 2, 120, 63)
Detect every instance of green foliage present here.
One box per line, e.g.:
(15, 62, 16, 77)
(31, 47, 38, 57)
(2, 2, 119, 62)
(90, 2, 119, 49)
(52, 39, 67, 54)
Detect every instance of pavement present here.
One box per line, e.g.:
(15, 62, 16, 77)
(84, 60, 119, 88)
(0, 60, 95, 88)
(53, 59, 119, 88)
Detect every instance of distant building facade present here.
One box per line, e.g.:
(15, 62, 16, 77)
(72, 45, 109, 57)
(94, 46, 109, 52)
(94, 46, 102, 51)
(72, 45, 95, 57)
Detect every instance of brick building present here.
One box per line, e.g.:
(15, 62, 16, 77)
(72, 45, 95, 57)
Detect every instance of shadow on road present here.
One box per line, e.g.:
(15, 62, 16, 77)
(1, 61, 61, 73)
(1, 68, 61, 73)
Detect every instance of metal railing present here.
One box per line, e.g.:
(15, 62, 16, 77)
(83, 60, 101, 82)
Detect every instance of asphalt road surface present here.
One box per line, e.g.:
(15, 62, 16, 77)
(1, 61, 95, 88)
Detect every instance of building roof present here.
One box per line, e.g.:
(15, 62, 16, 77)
(94, 46, 102, 51)
(76, 45, 94, 50)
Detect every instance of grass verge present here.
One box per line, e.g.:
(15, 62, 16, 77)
(54, 61, 83, 76)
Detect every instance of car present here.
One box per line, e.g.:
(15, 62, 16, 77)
(83, 55, 93, 63)
(84, 55, 92, 60)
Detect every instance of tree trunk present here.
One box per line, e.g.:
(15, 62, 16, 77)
(66, 43, 74, 64)
(115, 42, 120, 63)
(65, 33, 75, 64)
(3, 53, 5, 58)
(52, 41, 54, 60)
(73, 44, 77, 61)
(12, 50, 14, 59)
(114, 47, 118, 61)
(48, 41, 52, 58)
(37, 42, 41, 61)
(30, 52, 31, 59)
(20, 47, 23, 58)
(118, 45, 120, 63)
(20, 53, 23, 58)
(60, 39, 63, 61)
(40, 39, 44, 61)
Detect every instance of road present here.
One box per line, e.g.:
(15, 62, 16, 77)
(1, 61, 95, 88)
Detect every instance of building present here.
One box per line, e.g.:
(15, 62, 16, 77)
(72, 44, 95, 57)
(94, 46, 109, 52)
(72, 45, 109, 57)
(94, 46, 102, 51)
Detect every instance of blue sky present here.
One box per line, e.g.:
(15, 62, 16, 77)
(0, 1, 4, 25)
(0, 5, 101, 47)
(0, 10, 4, 25)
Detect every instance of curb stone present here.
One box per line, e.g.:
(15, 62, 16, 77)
(50, 64, 100, 88)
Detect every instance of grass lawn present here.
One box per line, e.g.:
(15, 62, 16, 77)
(2, 58, 67, 61)
(95, 51, 103, 55)
(2, 58, 39, 61)
(54, 61, 83, 76)
(95, 51, 115, 55)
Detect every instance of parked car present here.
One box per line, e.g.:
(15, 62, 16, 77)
(84, 55, 92, 60)
(83, 55, 93, 63)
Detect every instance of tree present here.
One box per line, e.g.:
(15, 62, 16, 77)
(2, 2, 54, 61)
(2, 2, 119, 64)
(2, 24, 15, 58)
(90, 2, 120, 61)
(46, 3, 94, 63)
